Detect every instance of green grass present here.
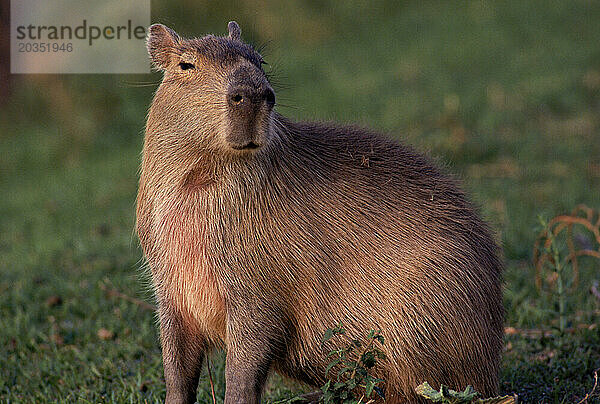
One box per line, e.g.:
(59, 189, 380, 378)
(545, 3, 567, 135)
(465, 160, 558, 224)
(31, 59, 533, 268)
(2, 0, 600, 402)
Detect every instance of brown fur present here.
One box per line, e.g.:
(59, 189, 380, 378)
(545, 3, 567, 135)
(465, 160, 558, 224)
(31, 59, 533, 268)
(136, 22, 504, 404)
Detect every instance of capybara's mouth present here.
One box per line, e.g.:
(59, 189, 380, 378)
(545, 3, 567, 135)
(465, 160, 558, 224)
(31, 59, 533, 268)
(231, 141, 260, 150)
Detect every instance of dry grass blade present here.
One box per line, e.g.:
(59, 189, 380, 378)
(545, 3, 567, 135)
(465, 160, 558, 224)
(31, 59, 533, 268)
(576, 369, 599, 404)
(207, 356, 217, 404)
(533, 205, 600, 293)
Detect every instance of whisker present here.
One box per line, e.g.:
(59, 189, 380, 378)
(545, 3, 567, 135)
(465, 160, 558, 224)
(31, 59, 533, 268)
(275, 103, 299, 110)
(120, 81, 162, 88)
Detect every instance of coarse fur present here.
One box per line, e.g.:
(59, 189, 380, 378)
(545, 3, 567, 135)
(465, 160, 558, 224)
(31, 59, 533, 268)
(136, 21, 504, 404)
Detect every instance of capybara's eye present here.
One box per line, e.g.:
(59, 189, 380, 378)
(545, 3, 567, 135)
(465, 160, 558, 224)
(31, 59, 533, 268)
(179, 62, 195, 70)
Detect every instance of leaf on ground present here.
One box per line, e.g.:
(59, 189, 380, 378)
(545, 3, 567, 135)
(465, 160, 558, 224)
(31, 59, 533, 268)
(416, 382, 518, 404)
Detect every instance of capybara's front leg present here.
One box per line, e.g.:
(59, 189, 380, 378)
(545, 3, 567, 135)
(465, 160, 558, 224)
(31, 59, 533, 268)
(224, 348, 272, 404)
(223, 319, 277, 404)
(158, 302, 206, 404)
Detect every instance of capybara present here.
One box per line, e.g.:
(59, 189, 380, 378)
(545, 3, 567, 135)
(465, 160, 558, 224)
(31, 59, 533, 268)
(136, 21, 503, 404)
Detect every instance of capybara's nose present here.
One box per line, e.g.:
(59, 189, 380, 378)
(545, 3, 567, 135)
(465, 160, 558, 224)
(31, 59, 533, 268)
(227, 86, 275, 109)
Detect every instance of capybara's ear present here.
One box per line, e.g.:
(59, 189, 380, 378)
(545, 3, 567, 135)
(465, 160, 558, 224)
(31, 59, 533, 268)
(147, 24, 180, 70)
(227, 21, 241, 41)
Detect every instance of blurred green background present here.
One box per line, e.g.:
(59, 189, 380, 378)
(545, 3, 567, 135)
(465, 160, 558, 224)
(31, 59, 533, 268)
(1, 0, 600, 402)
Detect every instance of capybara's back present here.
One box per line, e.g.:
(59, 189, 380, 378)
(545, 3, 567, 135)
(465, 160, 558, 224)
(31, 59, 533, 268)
(136, 22, 503, 404)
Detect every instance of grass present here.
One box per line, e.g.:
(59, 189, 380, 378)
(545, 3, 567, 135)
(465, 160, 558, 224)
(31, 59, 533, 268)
(1, 0, 600, 402)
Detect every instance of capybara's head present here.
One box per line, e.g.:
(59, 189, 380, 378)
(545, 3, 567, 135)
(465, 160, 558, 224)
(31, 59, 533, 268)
(147, 21, 276, 154)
